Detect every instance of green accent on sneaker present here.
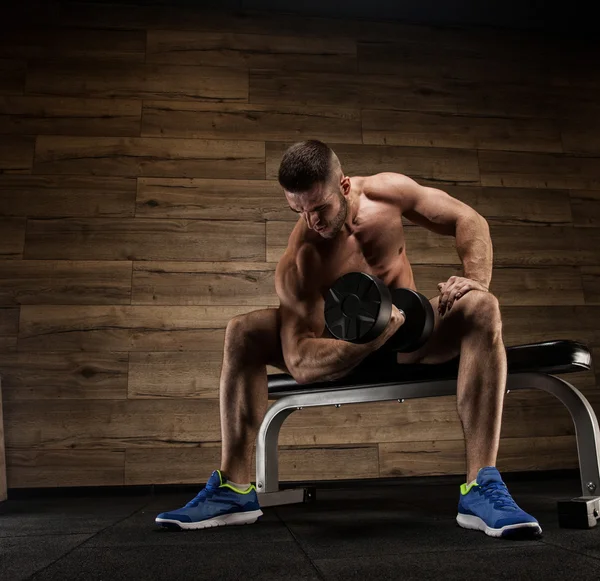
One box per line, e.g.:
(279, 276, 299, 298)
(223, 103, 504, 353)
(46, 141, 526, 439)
(460, 481, 479, 495)
(216, 470, 255, 494)
(222, 483, 256, 494)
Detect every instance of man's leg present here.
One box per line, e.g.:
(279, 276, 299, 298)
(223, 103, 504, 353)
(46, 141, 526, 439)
(404, 291, 506, 483)
(219, 308, 287, 484)
(453, 293, 506, 483)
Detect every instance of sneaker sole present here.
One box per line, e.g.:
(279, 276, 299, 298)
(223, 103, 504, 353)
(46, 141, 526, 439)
(156, 509, 263, 531)
(456, 513, 542, 539)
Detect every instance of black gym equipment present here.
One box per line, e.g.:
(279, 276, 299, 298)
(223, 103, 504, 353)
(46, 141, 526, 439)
(323, 271, 435, 353)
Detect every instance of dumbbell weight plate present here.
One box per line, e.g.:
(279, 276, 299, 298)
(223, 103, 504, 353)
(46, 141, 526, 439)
(324, 272, 392, 343)
(388, 288, 435, 352)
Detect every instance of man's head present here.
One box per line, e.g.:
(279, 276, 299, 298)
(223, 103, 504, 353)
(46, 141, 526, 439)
(278, 140, 351, 238)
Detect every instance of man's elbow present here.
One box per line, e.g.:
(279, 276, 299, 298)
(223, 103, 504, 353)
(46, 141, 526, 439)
(459, 212, 490, 234)
(284, 347, 309, 385)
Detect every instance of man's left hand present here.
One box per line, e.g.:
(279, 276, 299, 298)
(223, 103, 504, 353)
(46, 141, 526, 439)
(437, 276, 489, 316)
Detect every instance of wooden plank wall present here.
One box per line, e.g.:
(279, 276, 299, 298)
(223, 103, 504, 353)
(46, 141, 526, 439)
(0, 0, 599, 489)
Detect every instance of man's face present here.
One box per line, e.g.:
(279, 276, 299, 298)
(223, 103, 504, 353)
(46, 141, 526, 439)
(285, 180, 348, 239)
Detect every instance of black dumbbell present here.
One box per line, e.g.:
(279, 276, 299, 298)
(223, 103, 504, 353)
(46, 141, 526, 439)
(323, 271, 435, 353)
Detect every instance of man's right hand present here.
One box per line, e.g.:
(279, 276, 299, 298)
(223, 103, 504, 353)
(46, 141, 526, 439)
(368, 304, 406, 351)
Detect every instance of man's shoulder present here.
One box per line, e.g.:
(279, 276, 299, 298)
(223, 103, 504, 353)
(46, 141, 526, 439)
(275, 241, 322, 301)
(363, 172, 411, 193)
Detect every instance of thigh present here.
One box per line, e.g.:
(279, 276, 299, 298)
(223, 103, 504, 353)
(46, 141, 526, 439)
(233, 307, 289, 373)
(395, 294, 463, 365)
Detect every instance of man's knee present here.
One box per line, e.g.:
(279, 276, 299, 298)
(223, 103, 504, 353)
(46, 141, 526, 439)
(462, 291, 502, 334)
(224, 310, 281, 364)
(225, 315, 248, 349)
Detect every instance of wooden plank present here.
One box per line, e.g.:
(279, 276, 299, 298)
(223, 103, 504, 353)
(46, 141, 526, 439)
(26, 62, 248, 102)
(18, 305, 254, 351)
(593, 346, 600, 378)
(24, 218, 265, 261)
(252, 73, 560, 118)
(6, 450, 124, 488)
(33, 137, 264, 179)
(582, 267, 600, 305)
(147, 30, 356, 73)
(358, 76, 460, 113)
(362, 109, 562, 153)
(487, 226, 600, 267)
(357, 41, 550, 85)
(0, 59, 25, 94)
(0, 308, 19, 336)
(455, 81, 559, 119)
(250, 69, 487, 113)
(571, 190, 600, 227)
(0, 27, 145, 61)
(0, 337, 16, 351)
(250, 69, 360, 108)
(0, 352, 128, 402)
(128, 351, 224, 399)
(278, 446, 379, 482)
(0, 374, 5, 499)
(501, 306, 600, 346)
(479, 151, 600, 190)
(555, 89, 600, 121)
(136, 178, 292, 221)
(266, 221, 296, 263)
(444, 186, 571, 226)
(141, 101, 361, 143)
(0, 96, 142, 136)
(412, 265, 584, 306)
(132, 262, 277, 306)
(0, 217, 25, 259)
(4, 399, 223, 448)
(0, 260, 132, 306)
(125, 446, 220, 485)
(561, 118, 600, 156)
(0, 175, 136, 218)
(0, 135, 35, 174)
(125, 445, 378, 485)
(128, 350, 282, 399)
(266, 142, 480, 186)
(379, 436, 577, 477)
(266, 221, 600, 266)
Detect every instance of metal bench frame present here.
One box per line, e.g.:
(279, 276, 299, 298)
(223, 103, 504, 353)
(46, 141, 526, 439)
(256, 372, 600, 507)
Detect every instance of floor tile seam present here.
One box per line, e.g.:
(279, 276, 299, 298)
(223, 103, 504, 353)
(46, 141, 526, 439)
(274, 508, 329, 581)
(537, 539, 600, 561)
(25, 503, 152, 580)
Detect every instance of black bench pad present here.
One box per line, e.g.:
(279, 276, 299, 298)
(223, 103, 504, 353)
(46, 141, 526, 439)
(268, 340, 591, 397)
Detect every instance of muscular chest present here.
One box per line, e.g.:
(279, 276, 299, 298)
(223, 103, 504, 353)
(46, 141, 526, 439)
(320, 211, 405, 291)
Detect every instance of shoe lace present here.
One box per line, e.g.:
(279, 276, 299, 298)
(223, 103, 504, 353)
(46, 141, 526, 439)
(480, 482, 519, 510)
(184, 484, 218, 508)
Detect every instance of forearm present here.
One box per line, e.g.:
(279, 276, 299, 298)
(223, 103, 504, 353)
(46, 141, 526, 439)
(456, 214, 493, 289)
(292, 337, 376, 384)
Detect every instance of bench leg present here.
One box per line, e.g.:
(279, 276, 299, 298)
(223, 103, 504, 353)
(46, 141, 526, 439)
(255, 400, 307, 506)
(508, 372, 600, 496)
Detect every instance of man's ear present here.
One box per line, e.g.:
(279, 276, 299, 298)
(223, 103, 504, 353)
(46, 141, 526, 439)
(340, 176, 351, 195)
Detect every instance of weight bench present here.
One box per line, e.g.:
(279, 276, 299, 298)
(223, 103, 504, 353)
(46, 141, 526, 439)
(256, 340, 599, 508)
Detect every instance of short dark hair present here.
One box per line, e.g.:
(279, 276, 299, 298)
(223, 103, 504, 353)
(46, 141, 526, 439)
(278, 140, 336, 193)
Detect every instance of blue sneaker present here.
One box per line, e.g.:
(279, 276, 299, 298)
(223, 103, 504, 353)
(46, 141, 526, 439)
(457, 466, 542, 539)
(155, 470, 263, 531)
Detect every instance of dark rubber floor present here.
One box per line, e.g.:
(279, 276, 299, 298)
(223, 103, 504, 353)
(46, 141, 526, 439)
(2, 470, 600, 580)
